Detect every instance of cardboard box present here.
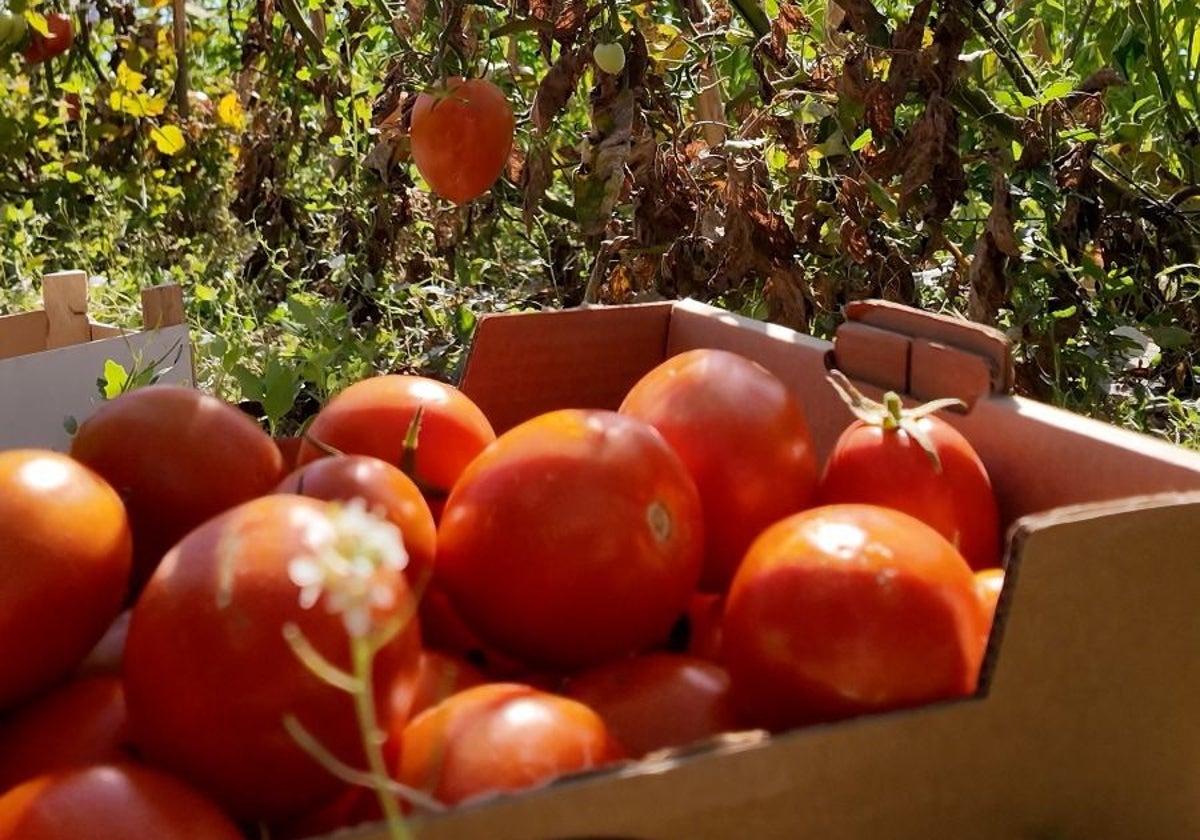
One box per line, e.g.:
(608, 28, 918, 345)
(342, 298, 1200, 839)
(0, 271, 193, 451)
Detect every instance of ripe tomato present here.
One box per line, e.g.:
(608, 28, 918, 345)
(396, 683, 623, 807)
(563, 653, 737, 758)
(409, 77, 514, 204)
(0, 763, 245, 840)
(620, 348, 818, 592)
(974, 567, 1005, 640)
(276, 454, 438, 590)
(0, 676, 130, 791)
(69, 384, 285, 597)
(122, 495, 421, 823)
(388, 649, 486, 727)
(21, 12, 73, 64)
(436, 409, 704, 669)
(297, 374, 496, 520)
(679, 592, 725, 664)
(723, 504, 989, 731)
(817, 375, 1001, 571)
(417, 582, 529, 677)
(0, 450, 131, 712)
(76, 611, 130, 677)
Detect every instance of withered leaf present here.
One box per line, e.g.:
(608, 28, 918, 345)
(531, 47, 588, 134)
(764, 262, 809, 330)
(574, 86, 636, 236)
(522, 141, 553, 231)
(897, 94, 964, 220)
(840, 218, 871, 264)
(966, 232, 1009, 325)
(987, 170, 1021, 258)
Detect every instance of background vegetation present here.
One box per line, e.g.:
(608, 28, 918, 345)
(2, 0, 1200, 444)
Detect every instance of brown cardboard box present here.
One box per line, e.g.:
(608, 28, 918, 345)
(325, 299, 1200, 839)
(0, 272, 193, 451)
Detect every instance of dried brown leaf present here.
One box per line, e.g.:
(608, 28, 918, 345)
(574, 86, 636, 236)
(1080, 67, 1124, 94)
(986, 171, 1021, 258)
(521, 142, 553, 231)
(531, 48, 587, 134)
(966, 232, 1008, 325)
(764, 263, 809, 330)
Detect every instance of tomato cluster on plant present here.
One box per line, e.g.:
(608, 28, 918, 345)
(0, 352, 1007, 837)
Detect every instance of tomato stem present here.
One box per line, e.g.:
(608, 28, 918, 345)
(351, 637, 412, 840)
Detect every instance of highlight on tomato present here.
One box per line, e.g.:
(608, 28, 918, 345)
(435, 408, 704, 670)
(817, 371, 1002, 572)
(409, 77, 515, 204)
(0, 449, 131, 713)
(620, 348, 818, 593)
(723, 504, 990, 732)
(395, 683, 624, 808)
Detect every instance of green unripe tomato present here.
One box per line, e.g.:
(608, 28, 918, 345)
(592, 41, 626, 75)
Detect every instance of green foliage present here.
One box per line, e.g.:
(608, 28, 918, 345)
(1, 0, 1199, 443)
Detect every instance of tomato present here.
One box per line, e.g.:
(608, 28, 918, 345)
(0, 676, 130, 791)
(723, 504, 989, 731)
(76, 611, 131, 678)
(0, 763, 244, 840)
(395, 683, 623, 807)
(592, 41, 626, 75)
(620, 348, 818, 592)
(409, 77, 514, 204)
(0, 450, 131, 712)
(69, 384, 285, 597)
(817, 375, 1001, 571)
(678, 592, 725, 664)
(417, 582, 529, 677)
(436, 409, 704, 670)
(388, 649, 486, 727)
(276, 454, 438, 590)
(297, 374, 496, 520)
(563, 653, 737, 758)
(275, 436, 304, 472)
(21, 13, 72, 64)
(974, 567, 1005, 639)
(122, 494, 421, 823)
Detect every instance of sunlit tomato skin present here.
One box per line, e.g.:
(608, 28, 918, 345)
(0, 676, 130, 791)
(620, 348, 818, 592)
(0, 763, 245, 840)
(974, 567, 1005, 640)
(409, 77, 515, 204)
(723, 504, 989, 731)
(297, 374, 496, 520)
(0, 450, 131, 712)
(123, 494, 421, 823)
(817, 407, 1000, 572)
(564, 653, 737, 758)
(276, 454, 438, 589)
(396, 683, 624, 807)
(69, 384, 285, 597)
(436, 409, 704, 670)
(388, 649, 487, 727)
(21, 13, 73, 64)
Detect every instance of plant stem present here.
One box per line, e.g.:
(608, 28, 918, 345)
(352, 637, 411, 840)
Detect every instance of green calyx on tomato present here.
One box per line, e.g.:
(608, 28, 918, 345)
(827, 369, 965, 473)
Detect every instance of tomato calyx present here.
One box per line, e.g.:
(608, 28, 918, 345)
(398, 406, 451, 503)
(826, 369, 965, 472)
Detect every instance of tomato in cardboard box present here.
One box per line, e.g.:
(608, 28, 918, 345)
(347, 298, 1200, 840)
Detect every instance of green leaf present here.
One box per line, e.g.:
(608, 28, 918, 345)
(150, 124, 186, 155)
(849, 128, 873, 152)
(1040, 80, 1074, 103)
(101, 359, 130, 399)
(1145, 325, 1194, 350)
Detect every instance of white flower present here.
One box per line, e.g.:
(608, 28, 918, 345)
(287, 498, 409, 638)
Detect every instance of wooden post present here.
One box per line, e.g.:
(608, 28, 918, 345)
(42, 270, 91, 349)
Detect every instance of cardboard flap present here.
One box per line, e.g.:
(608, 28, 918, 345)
(458, 303, 674, 433)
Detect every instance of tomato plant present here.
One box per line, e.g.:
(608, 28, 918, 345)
(563, 653, 737, 758)
(723, 504, 989, 731)
(276, 453, 438, 590)
(620, 348, 818, 592)
(0, 763, 245, 840)
(395, 683, 623, 807)
(817, 373, 1002, 572)
(0, 676, 130, 791)
(409, 77, 514, 205)
(297, 374, 496, 520)
(69, 385, 286, 597)
(21, 12, 72, 64)
(122, 495, 421, 823)
(436, 409, 704, 669)
(0, 450, 131, 713)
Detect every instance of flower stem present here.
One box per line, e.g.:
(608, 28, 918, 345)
(351, 637, 411, 840)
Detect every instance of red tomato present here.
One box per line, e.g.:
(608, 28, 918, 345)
(723, 504, 989, 731)
(417, 582, 529, 677)
(396, 683, 623, 807)
(620, 348, 818, 592)
(22, 13, 73, 64)
(564, 653, 737, 758)
(388, 649, 486, 726)
(817, 378, 1001, 571)
(680, 592, 725, 664)
(275, 436, 304, 472)
(409, 77, 514, 204)
(974, 567, 1005, 640)
(276, 454, 438, 590)
(297, 374, 496, 520)
(122, 495, 421, 823)
(0, 450, 131, 712)
(69, 385, 285, 597)
(0, 763, 244, 840)
(0, 676, 130, 790)
(436, 409, 704, 669)
(76, 611, 130, 678)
